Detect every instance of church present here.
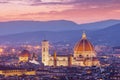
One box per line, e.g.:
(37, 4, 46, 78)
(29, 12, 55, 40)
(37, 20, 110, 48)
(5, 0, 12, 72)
(41, 32, 100, 67)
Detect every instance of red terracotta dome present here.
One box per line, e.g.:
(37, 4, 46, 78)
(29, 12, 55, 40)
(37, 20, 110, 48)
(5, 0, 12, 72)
(19, 50, 30, 57)
(74, 32, 94, 52)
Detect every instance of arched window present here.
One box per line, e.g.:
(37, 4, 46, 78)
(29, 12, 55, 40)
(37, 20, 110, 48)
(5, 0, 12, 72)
(79, 55, 82, 58)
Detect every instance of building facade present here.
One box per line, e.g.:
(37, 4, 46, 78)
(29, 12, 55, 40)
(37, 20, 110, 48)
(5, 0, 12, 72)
(19, 50, 30, 62)
(0, 70, 36, 77)
(42, 32, 100, 67)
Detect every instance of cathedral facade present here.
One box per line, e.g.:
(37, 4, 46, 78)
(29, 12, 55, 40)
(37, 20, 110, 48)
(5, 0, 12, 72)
(42, 32, 100, 67)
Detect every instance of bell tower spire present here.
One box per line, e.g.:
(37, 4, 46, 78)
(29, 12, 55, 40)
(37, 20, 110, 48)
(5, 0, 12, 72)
(53, 51, 57, 67)
(41, 40, 49, 66)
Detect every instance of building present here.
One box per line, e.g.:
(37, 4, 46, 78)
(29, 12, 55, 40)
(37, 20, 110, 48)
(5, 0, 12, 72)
(0, 69, 36, 77)
(19, 50, 31, 62)
(0, 66, 36, 77)
(42, 32, 100, 67)
(29, 53, 40, 64)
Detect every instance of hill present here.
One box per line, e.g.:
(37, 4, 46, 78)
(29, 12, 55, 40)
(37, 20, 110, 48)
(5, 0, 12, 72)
(80, 19, 120, 30)
(0, 19, 119, 35)
(0, 23, 120, 46)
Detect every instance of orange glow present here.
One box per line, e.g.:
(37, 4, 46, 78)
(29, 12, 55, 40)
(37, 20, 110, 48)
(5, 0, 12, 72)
(0, 48, 3, 54)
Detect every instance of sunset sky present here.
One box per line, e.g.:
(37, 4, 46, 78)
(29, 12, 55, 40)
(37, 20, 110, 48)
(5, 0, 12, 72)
(0, 0, 120, 23)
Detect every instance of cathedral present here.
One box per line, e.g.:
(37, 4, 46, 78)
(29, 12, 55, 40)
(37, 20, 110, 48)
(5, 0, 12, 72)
(42, 32, 100, 67)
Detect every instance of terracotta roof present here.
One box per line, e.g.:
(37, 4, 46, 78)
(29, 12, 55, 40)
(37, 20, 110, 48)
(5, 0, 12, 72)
(74, 32, 94, 53)
(19, 50, 30, 57)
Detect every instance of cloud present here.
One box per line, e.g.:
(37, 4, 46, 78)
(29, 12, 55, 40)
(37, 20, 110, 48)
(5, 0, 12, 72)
(0, 0, 119, 23)
(0, 0, 74, 5)
(42, 0, 76, 3)
(0, 0, 120, 7)
(0, 0, 9, 4)
(0, 0, 40, 5)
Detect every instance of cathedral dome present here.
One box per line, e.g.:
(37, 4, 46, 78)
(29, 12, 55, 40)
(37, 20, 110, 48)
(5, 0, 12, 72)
(74, 32, 94, 53)
(19, 50, 30, 57)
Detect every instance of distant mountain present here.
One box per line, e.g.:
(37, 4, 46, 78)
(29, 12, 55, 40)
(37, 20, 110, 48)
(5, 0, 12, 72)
(0, 20, 80, 35)
(0, 19, 120, 36)
(0, 23, 120, 46)
(91, 23, 120, 46)
(80, 19, 120, 30)
(0, 30, 84, 45)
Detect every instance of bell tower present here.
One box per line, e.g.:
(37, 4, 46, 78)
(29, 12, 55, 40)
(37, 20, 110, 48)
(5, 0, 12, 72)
(41, 40, 49, 66)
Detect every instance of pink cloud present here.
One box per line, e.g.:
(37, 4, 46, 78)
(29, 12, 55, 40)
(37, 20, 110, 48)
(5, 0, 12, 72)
(0, 0, 119, 23)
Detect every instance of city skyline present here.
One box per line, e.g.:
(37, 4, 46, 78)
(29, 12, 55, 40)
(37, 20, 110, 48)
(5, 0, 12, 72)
(0, 0, 120, 80)
(0, 0, 120, 23)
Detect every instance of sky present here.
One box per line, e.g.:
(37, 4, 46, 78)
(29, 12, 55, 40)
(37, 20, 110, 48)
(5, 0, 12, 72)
(0, 0, 120, 23)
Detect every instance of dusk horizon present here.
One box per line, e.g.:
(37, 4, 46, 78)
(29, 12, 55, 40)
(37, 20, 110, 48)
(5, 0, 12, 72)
(0, 0, 120, 23)
(0, 18, 120, 24)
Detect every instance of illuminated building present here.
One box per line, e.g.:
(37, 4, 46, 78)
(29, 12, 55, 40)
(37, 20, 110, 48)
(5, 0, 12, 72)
(0, 48, 3, 55)
(0, 70, 36, 77)
(0, 65, 36, 77)
(73, 32, 100, 66)
(42, 32, 100, 67)
(42, 40, 49, 65)
(19, 50, 30, 62)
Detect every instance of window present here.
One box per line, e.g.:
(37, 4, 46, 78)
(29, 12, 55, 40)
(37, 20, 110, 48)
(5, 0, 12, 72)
(79, 55, 82, 57)
(43, 48, 45, 52)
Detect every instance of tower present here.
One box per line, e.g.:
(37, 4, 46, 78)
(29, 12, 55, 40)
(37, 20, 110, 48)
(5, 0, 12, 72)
(31, 53, 38, 60)
(53, 51, 57, 67)
(41, 40, 49, 66)
(68, 54, 72, 67)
